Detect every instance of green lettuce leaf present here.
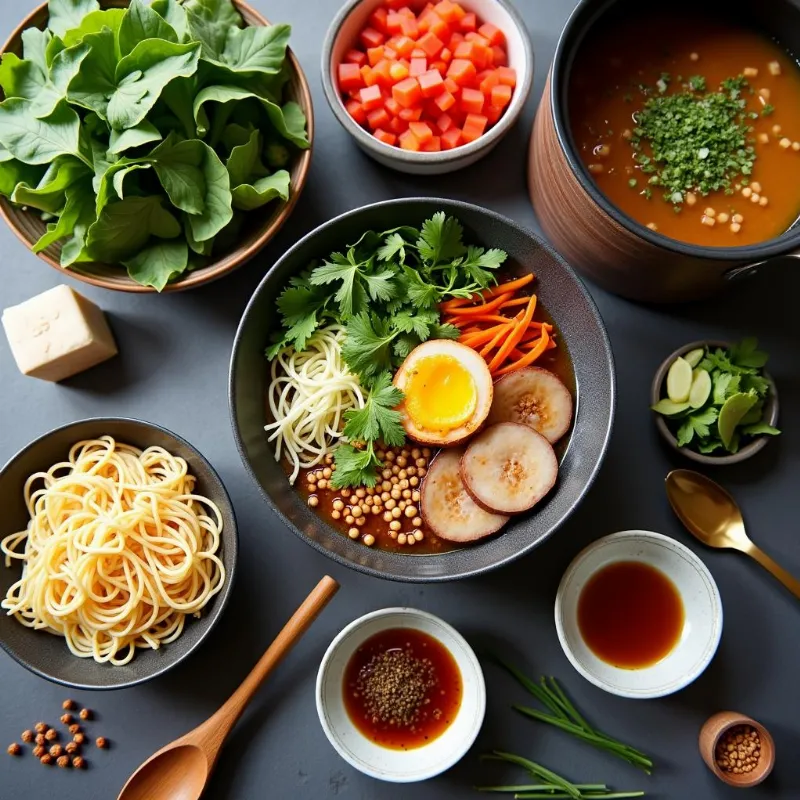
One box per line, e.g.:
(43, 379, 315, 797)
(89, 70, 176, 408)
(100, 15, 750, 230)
(123, 238, 189, 290)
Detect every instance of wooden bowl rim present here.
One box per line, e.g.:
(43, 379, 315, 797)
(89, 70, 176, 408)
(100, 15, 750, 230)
(650, 339, 779, 465)
(699, 712, 776, 787)
(546, 1, 800, 261)
(0, 0, 315, 294)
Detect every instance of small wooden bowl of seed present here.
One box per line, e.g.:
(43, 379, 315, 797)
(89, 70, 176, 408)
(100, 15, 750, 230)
(699, 711, 775, 788)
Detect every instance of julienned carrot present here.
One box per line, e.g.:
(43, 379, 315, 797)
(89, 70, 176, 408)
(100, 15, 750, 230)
(445, 291, 512, 316)
(499, 296, 531, 309)
(479, 273, 534, 299)
(495, 327, 551, 376)
(440, 296, 473, 311)
(458, 312, 524, 346)
(479, 324, 513, 357)
(488, 294, 536, 373)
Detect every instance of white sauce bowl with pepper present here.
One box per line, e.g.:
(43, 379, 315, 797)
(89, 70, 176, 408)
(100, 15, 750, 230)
(316, 608, 485, 782)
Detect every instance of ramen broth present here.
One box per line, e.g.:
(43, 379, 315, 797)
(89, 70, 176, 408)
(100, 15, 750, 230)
(569, 14, 800, 246)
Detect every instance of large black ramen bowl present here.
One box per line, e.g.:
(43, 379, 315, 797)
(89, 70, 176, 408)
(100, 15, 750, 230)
(0, 418, 238, 689)
(230, 199, 615, 582)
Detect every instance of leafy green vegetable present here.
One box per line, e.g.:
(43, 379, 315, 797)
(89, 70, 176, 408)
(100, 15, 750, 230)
(268, 213, 507, 486)
(653, 339, 779, 454)
(0, 0, 306, 288)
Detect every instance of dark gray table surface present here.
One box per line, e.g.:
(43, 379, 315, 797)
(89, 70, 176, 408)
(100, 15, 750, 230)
(1, 1, 799, 798)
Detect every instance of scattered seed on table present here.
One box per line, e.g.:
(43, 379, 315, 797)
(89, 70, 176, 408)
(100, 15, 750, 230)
(72, 756, 86, 769)
(21, 730, 34, 743)
(79, 708, 92, 721)
(62, 700, 76, 711)
(7, 743, 21, 756)
(33, 746, 45, 758)
(57, 755, 70, 768)
(96, 737, 109, 749)
(73, 733, 86, 745)
(35, 734, 46, 746)
(61, 714, 73, 725)
(40, 754, 53, 766)
(45, 728, 58, 741)
(34, 723, 47, 734)
(49, 744, 63, 758)
(69, 724, 81, 735)
(65, 742, 79, 755)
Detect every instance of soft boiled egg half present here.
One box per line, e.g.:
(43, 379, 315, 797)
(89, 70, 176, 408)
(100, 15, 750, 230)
(393, 340, 494, 446)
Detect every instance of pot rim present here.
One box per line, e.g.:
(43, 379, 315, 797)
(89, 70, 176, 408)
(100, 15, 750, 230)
(549, 0, 800, 262)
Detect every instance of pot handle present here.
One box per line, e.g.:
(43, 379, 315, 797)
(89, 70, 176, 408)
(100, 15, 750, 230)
(724, 251, 800, 281)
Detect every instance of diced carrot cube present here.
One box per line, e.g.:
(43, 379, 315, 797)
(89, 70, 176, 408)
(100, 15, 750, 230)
(496, 66, 516, 87)
(444, 77, 459, 94)
(384, 46, 397, 60)
(453, 41, 475, 61)
(410, 47, 426, 58)
(360, 27, 385, 49)
(360, 64, 378, 86)
(397, 6, 415, 19)
(408, 120, 433, 143)
(449, 1, 466, 19)
(367, 107, 391, 130)
(386, 12, 404, 34)
(370, 7, 389, 32)
(399, 105, 423, 120)
(465, 32, 490, 46)
(429, 60, 446, 75)
(409, 57, 427, 77)
(373, 128, 397, 146)
(433, 89, 456, 111)
(417, 31, 444, 58)
(491, 45, 507, 67)
(448, 32, 465, 50)
(490, 83, 513, 108)
(367, 46, 385, 66)
(391, 35, 415, 57)
(485, 104, 503, 124)
(390, 61, 410, 81)
(459, 12, 476, 32)
(399, 17, 419, 39)
(436, 111, 454, 132)
(478, 69, 499, 93)
(345, 98, 367, 125)
(398, 129, 421, 150)
(418, 68, 445, 97)
(462, 112, 487, 142)
(447, 58, 477, 86)
(433, 0, 457, 22)
(428, 16, 449, 39)
(360, 84, 384, 110)
(440, 47, 452, 64)
(389, 115, 408, 133)
(422, 135, 441, 151)
(441, 126, 462, 149)
(461, 86, 484, 114)
(345, 48, 367, 66)
(373, 59, 393, 86)
(472, 42, 492, 70)
(478, 22, 505, 46)
(392, 76, 422, 107)
(383, 0, 406, 8)
(338, 62, 363, 92)
(384, 97, 403, 116)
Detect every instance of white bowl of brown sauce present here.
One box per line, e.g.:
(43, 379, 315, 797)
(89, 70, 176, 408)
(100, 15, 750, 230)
(555, 531, 723, 699)
(315, 608, 485, 781)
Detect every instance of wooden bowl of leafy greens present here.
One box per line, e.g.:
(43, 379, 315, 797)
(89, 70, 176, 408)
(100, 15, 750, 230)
(651, 339, 780, 465)
(0, 0, 313, 292)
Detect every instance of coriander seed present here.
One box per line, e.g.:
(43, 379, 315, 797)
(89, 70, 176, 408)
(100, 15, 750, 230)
(7, 743, 21, 756)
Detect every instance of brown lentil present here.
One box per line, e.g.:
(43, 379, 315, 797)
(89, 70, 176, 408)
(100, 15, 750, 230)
(715, 725, 762, 775)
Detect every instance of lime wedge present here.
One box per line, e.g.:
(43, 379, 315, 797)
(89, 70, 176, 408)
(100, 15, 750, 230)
(684, 348, 705, 369)
(652, 399, 691, 416)
(689, 369, 712, 409)
(666, 357, 692, 403)
(718, 392, 759, 450)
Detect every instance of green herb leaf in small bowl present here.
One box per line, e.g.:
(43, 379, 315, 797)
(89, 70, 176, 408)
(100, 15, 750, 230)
(652, 339, 780, 458)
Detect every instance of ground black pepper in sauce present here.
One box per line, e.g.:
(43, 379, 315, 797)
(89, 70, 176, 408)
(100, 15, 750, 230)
(343, 628, 463, 750)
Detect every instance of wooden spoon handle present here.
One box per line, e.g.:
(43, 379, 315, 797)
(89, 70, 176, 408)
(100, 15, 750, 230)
(196, 575, 339, 753)
(746, 545, 800, 599)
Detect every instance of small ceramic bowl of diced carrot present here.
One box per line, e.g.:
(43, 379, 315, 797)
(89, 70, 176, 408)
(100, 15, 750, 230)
(322, 0, 533, 174)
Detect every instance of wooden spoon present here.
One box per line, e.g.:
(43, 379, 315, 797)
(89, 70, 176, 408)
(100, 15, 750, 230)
(117, 575, 339, 800)
(666, 469, 800, 599)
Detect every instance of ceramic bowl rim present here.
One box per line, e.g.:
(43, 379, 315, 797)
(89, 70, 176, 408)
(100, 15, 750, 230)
(650, 339, 779, 465)
(320, 0, 534, 165)
(554, 530, 723, 699)
(549, 0, 800, 261)
(0, 416, 238, 690)
(0, 0, 314, 294)
(315, 607, 486, 782)
(228, 196, 616, 583)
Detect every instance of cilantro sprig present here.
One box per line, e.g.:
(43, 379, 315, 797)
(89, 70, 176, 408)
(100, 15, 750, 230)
(267, 212, 508, 487)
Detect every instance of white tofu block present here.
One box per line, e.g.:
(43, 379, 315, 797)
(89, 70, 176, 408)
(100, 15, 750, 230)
(2, 285, 118, 382)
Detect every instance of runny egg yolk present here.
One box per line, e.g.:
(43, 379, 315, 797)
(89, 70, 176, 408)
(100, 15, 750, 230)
(404, 354, 477, 432)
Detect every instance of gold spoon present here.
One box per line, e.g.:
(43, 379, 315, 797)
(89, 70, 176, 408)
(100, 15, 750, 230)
(665, 470, 800, 599)
(117, 575, 339, 800)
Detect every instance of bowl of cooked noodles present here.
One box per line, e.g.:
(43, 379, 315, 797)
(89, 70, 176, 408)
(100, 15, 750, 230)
(0, 417, 237, 689)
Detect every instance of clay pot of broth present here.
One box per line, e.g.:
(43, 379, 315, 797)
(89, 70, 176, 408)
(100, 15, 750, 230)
(529, 0, 800, 303)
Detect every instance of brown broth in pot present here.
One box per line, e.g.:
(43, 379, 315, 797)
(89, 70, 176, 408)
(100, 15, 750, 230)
(569, 14, 800, 246)
(288, 292, 574, 553)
